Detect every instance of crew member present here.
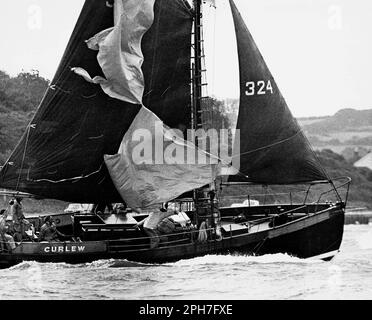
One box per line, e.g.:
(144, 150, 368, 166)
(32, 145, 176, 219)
(21, 219, 37, 241)
(135, 203, 176, 248)
(10, 197, 24, 223)
(94, 202, 113, 214)
(38, 216, 66, 242)
(0, 209, 16, 250)
(113, 203, 128, 214)
(8, 197, 25, 242)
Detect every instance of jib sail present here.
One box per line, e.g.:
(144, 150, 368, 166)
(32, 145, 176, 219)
(229, 0, 328, 184)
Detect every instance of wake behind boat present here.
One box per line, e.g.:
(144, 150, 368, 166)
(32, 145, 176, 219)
(0, 0, 350, 268)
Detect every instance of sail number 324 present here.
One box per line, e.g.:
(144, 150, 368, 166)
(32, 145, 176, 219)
(245, 80, 274, 96)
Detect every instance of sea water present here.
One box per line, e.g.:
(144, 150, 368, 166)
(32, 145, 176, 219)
(0, 224, 371, 300)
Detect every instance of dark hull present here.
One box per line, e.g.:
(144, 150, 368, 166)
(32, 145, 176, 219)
(0, 205, 344, 268)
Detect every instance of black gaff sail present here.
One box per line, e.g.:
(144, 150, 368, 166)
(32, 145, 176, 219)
(229, 0, 328, 184)
(0, 0, 193, 202)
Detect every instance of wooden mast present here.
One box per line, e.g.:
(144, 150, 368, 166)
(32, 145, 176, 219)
(192, 0, 203, 129)
(192, 0, 218, 233)
(192, 0, 204, 227)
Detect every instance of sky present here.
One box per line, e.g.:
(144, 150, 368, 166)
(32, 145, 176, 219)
(0, 0, 371, 117)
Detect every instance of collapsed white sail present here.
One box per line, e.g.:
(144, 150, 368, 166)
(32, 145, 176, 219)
(104, 107, 219, 209)
(73, 0, 155, 104)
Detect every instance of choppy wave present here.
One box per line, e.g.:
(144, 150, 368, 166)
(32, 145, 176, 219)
(85, 259, 159, 269)
(5, 253, 322, 272)
(8, 260, 77, 271)
(6, 259, 159, 272)
(168, 253, 323, 267)
(8, 261, 40, 271)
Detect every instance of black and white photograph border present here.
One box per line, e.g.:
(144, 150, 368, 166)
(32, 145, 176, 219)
(0, 0, 371, 305)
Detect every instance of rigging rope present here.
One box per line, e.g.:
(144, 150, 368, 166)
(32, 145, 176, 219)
(231, 130, 303, 159)
(15, 125, 32, 192)
(28, 164, 104, 184)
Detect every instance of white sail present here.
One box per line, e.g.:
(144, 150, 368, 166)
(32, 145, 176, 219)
(104, 107, 219, 209)
(73, 0, 155, 105)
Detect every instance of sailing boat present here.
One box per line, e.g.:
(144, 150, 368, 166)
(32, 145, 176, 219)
(0, 0, 350, 268)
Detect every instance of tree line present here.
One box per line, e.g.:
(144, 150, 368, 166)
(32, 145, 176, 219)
(0, 70, 49, 164)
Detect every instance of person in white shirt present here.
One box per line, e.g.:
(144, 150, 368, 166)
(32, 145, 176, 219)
(136, 203, 176, 248)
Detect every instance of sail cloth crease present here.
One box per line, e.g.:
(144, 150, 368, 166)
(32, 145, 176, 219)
(229, 0, 328, 184)
(73, 0, 156, 105)
(105, 107, 218, 209)
(141, 0, 193, 129)
(0, 0, 193, 203)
